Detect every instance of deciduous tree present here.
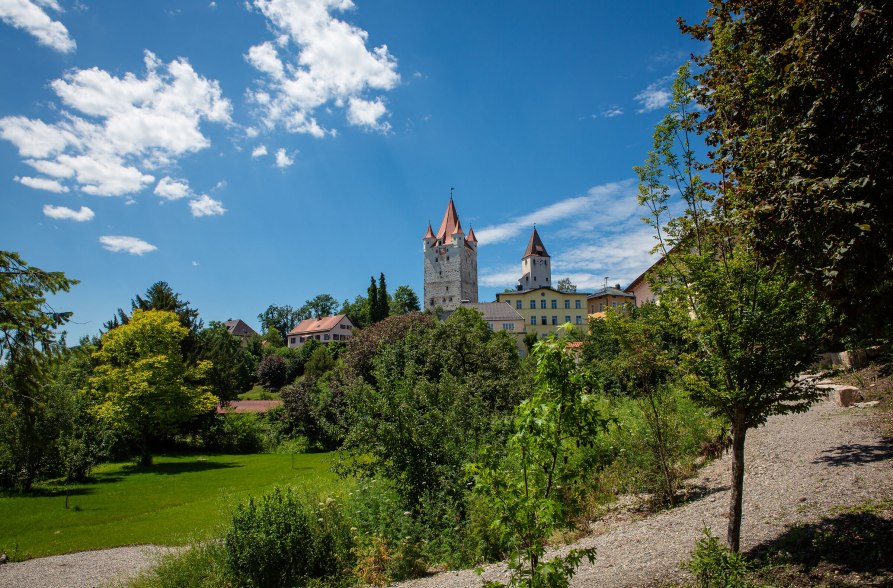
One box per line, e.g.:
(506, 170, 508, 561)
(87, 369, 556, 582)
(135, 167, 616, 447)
(90, 309, 217, 466)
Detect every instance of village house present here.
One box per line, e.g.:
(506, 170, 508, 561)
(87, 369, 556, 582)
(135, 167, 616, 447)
(223, 319, 257, 343)
(287, 314, 354, 348)
(587, 286, 636, 318)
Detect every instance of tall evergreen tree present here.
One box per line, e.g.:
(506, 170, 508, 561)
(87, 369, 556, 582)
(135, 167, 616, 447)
(377, 272, 389, 322)
(367, 276, 379, 324)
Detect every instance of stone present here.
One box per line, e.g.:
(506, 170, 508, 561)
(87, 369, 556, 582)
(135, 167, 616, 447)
(852, 401, 880, 409)
(831, 386, 861, 407)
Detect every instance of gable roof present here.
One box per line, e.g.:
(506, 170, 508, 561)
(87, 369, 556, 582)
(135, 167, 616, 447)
(461, 301, 524, 322)
(223, 319, 257, 337)
(522, 227, 549, 258)
(288, 314, 351, 336)
(587, 287, 635, 299)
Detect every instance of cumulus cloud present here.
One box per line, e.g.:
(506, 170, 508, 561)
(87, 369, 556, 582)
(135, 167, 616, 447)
(42, 204, 94, 221)
(635, 75, 674, 113)
(99, 235, 157, 255)
(274, 147, 293, 168)
(189, 194, 226, 216)
(251, 144, 268, 157)
(245, 0, 400, 135)
(154, 176, 191, 200)
(600, 106, 624, 118)
(0, 0, 76, 53)
(15, 175, 69, 192)
(0, 51, 232, 197)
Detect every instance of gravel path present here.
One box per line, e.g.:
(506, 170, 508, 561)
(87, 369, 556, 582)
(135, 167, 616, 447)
(399, 398, 893, 588)
(1, 397, 890, 588)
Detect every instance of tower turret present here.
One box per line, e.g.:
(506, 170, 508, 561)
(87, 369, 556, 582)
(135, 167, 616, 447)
(423, 196, 479, 311)
(518, 226, 551, 290)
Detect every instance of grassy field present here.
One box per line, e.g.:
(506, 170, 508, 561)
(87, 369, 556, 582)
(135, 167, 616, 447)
(237, 385, 281, 400)
(0, 452, 344, 560)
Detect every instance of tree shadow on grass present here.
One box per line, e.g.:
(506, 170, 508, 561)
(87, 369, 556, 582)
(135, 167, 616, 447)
(118, 459, 243, 476)
(812, 438, 893, 467)
(747, 508, 893, 582)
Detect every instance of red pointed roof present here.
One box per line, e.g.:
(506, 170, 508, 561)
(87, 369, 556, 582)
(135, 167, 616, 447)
(466, 226, 477, 242)
(423, 223, 435, 239)
(523, 227, 549, 258)
(435, 198, 460, 241)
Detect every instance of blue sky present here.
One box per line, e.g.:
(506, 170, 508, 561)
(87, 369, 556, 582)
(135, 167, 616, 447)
(0, 0, 707, 341)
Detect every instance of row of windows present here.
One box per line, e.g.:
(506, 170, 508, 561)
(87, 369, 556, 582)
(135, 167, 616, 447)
(517, 299, 582, 309)
(290, 332, 352, 345)
(529, 316, 583, 326)
(588, 301, 620, 313)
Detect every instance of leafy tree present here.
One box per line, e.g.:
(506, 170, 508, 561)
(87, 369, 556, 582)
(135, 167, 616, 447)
(0, 251, 77, 490)
(257, 304, 302, 345)
(90, 309, 218, 466)
(256, 354, 288, 391)
(301, 293, 339, 319)
(680, 0, 893, 335)
(555, 278, 577, 293)
(197, 322, 256, 401)
(634, 66, 826, 550)
(305, 346, 335, 379)
(469, 332, 607, 587)
(390, 285, 421, 315)
(341, 295, 370, 329)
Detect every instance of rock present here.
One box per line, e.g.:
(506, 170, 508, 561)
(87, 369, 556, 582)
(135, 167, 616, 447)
(0, 553, 7, 564)
(852, 401, 880, 409)
(831, 386, 862, 407)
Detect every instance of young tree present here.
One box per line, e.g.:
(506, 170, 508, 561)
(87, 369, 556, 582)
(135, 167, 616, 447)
(257, 304, 302, 344)
(0, 251, 77, 490)
(555, 278, 577, 293)
(680, 0, 893, 335)
(90, 309, 218, 466)
(634, 65, 826, 551)
(390, 285, 420, 315)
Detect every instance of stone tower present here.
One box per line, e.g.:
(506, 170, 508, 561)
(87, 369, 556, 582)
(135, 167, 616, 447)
(518, 226, 551, 290)
(423, 197, 478, 311)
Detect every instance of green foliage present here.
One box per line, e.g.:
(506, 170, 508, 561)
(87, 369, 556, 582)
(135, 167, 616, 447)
(555, 278, 576, 293)
(305, 346, 335, 379)
(255, 354, 287, 391)
(341, 294, 370, 329)
(0, 251, 77, 490)
(390, 285, 421, 315)
(257, 304, 303, 345)
(223, 486, 352, 588)
(280, 375, 343, 450)
(197, 322, 255, 401)
(681, 0, 893, 336)
(128, 542, 231, 588)
(684, 528, 751, 588)
(469, 332, 608, 587)
(90, 309, 218, 465)
(342, 312, 433, 383)
(300, 293, 339, 319)
(202, 412, 269, 453)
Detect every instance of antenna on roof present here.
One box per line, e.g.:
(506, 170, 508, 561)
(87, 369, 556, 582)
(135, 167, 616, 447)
(450, 186, 454, 199)
(604, 276, 608, 289)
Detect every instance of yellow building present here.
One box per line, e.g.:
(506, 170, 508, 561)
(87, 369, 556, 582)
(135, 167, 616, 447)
(586, 286, 636, 318)
(496, 287, 588, 337)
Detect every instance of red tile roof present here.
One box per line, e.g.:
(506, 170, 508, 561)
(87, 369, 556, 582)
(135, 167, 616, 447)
(288, 314, 349, 336)
(466, 226, 477, 242)
(435, 198, 461, 242)
(423, 223, 435, 239)
(523, 227, 549, 258)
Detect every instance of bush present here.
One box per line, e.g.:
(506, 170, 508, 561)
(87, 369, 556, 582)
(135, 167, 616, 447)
(224, 486, 352, 587)
(256, 355, 287, 391)
(684, 528, 751, 588)
(128, 542, 230, 588)
(203, 412, 269, 453)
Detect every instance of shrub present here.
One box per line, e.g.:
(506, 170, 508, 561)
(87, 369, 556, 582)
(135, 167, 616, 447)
(256, 355, 287, 391)
(128, 542, 230, 588)
(203, 412, 268, 453)
(224, 486, 352, 587)
(684, 528, 751, 588)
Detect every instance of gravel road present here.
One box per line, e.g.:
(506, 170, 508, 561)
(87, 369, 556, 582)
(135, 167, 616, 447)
(1, 397, 890, 588)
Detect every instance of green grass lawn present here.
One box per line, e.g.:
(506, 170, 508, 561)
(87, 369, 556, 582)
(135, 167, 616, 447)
(237, 385, 281, 400)
(0, 452, 345, 560)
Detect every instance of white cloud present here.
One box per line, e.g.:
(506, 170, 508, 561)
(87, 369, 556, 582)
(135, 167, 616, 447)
(42, 204, 94, 221)
(635, 75, 673, 113)
(154, 176, 191, 200)
(99, 235, 157, 255)
(601, 106, 624, 118)
(245, 0, 400, 135)
(0, 0, 76, 53)
(209, 1, 217, 8)
(475, 180, 637, 245)
(552, 227, 660, 288)
(346, 96, 389, 131)
(192, 260, 200, 266)
(189, 194, 226, 216)
(274, 147, 293, 168)
(0, 51, 232, 197)
(251, 144, 268, 157)
(479, 265, 523, 288)
(15, 175, 69, 192)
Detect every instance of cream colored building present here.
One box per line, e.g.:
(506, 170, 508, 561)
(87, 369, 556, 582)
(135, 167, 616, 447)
(287, 314, 354, 348)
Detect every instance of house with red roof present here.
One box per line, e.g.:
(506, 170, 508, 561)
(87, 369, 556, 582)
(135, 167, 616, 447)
(287, 314, 355, 348)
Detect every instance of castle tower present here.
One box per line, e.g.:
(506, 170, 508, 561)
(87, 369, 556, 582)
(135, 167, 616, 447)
(423, 197, 478, 311)
(518, 226, 551, 290)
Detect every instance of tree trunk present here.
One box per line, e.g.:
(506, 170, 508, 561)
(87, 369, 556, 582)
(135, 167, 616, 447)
(139, 430, 153, 467)
(727, 406, 747, 552)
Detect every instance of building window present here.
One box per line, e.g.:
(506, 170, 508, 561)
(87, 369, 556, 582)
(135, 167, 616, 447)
(576, 316, 582, 325)
(575, 300, 582, 309)
(551, 316, 558, 325)
(541, 316, 547, 325)
(540, 300, 546, 309)
(530, 300, 536, 309)
(530, 316, 536, 325)
(599, 303, 603, 311)
(503, 323, 515, 331)
(487, 322, 494, 330)
(290, 337, 296, 345)
(565, 300, 570, 309)
(565, 316, 571, 323)
(612, 302, 617, 307)
(516, 300, 522, 309)
(551, 299, 557, 309)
